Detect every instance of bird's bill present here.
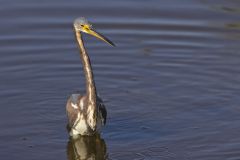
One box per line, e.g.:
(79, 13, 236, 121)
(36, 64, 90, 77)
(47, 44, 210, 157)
(86, 28, 115, 47)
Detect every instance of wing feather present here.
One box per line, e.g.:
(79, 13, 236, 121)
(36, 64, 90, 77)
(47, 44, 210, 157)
(66, 94, 82, 131)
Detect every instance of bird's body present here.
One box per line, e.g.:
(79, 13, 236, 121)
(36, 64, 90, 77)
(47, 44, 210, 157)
(66, 17, 114, 136)
(66, 94, 107, 136)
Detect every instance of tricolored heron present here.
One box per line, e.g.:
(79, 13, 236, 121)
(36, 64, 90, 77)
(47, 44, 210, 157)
(66, 17, 115, 136)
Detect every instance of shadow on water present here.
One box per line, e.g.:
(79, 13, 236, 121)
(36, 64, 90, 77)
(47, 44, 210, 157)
(67, 134, 107, 160)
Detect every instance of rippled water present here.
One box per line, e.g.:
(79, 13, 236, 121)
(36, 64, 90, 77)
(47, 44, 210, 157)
(0, 0, 240, 159)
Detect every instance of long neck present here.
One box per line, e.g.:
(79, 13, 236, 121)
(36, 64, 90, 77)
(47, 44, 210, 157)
(75, 31, 97, 107)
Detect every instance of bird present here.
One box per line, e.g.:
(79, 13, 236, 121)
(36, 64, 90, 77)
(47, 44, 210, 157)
(66, 17, 115, 137)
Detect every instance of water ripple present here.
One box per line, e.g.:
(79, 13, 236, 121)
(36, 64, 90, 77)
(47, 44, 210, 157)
(0, 1, 240, 160)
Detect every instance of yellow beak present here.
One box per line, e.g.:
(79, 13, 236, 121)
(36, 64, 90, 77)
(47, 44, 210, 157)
(83, 27, 115, 47)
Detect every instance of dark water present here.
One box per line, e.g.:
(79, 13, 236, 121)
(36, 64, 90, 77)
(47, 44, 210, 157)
(0, 0, 240, 159)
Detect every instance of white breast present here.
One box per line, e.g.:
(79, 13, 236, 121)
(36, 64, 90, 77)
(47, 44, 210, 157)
(70, 110, 104, 136)
(71, 113, 88, 136)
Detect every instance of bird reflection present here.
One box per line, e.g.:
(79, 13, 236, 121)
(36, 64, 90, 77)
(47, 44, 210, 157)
(67, 134, 107, 160)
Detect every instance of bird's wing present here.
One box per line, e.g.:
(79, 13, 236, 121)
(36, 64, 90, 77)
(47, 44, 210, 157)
(66, 94, 82, 131)
(97, 96, 107, 125)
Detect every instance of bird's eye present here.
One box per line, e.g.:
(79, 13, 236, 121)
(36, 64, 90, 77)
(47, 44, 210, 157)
(81, 25, 84, 27)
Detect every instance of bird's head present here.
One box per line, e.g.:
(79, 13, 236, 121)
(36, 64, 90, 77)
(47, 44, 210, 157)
(74, 17, 115, 46)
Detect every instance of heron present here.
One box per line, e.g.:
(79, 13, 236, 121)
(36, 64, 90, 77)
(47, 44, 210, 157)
(66, 17, 115, 136)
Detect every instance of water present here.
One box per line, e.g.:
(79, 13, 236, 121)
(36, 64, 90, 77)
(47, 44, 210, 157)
(0, 0, 240, 159)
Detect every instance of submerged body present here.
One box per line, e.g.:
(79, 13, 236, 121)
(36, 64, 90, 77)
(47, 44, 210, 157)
(66, 17, 114, 136)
